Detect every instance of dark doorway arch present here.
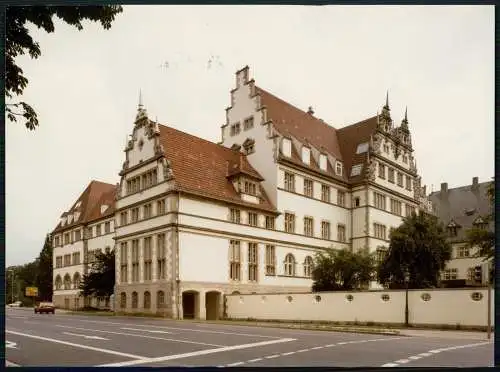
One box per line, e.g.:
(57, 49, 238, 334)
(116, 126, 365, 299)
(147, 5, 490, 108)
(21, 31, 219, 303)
(205, 291, 222, 320)
(182, 290, 199, 319)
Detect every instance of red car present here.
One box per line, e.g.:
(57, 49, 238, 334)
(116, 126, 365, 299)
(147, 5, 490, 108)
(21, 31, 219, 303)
(34, 302, 55, 314)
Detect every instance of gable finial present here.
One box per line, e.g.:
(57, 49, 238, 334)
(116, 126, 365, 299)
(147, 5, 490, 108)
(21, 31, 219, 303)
(384, 90, 389, 109)
(138, 89, 143, 109)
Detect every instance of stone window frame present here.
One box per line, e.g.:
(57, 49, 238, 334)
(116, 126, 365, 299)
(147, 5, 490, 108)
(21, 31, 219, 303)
(284, 253, 296, 276)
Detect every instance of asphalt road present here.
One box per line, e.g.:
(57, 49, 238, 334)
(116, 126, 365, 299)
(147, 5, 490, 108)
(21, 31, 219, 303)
(6, 307, 494, 367)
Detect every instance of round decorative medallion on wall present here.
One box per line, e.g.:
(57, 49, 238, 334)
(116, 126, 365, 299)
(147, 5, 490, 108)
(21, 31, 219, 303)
(261, 295, 267, 303)
(471, 292, 483, 301)
(381, 294, 390, 302)
(239, 296, 244, 304)
(138, 138, 144, 150)
(346, 294, 354, 302)
(314, 295, 321, 303)
(287, 295, 293, 303)
(421, 293, 431, 302)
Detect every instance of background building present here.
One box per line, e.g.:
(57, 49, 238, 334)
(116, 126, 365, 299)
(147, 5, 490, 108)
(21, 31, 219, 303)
(429, 177, 494, 287)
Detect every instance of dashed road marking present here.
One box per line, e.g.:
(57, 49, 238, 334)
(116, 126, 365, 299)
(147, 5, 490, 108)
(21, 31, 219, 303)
(381, 341, 492, 367)
(220, 336, 403, 367)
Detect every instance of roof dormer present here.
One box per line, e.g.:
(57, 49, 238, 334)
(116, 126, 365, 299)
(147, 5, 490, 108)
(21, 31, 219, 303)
(281, 137, 292, 157)
(335, 161, 343, 177)
(301, 146, 311, 165)
(242, 138, 255, 155)
(100, 204, 109, 214)
(319, 153, 328, 171)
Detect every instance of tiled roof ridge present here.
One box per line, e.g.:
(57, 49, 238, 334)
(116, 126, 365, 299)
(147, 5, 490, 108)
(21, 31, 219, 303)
(337, 115, 379, 132)
(429, 180, 492, 195)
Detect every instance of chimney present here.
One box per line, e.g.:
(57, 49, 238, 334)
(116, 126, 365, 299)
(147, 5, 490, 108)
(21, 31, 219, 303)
(307, 106, 314, 115)
(440, 182, 448, 194)
(472, 177, 479, 187)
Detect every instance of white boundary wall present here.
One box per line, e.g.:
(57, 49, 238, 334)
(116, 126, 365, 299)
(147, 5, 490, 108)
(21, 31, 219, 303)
(226, 288, 494, 328)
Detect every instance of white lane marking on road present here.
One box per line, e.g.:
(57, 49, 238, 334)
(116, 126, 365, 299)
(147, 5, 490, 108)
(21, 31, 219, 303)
(296, 349, 309, 353)
(74, 319, 278, 339)
(98, 337, 296, 367)
(381, 340, 493, 367)
(247, 358, 263, 363)
(311, 346, 324, 350)
(226, 361, 245, 366)
(55, 324, 224, 347)
(121, 327, 172, 334)
(62, 332, 109, 340)
(6, 330, 147, 360)
(7, 316, 27, 319)
(6, 341, 18, 349)
(265, 354, 280, 359)
(281, 351, 296, 356)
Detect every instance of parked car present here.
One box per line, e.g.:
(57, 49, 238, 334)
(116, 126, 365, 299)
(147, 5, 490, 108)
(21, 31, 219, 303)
(34, 302, 55, 314)
(7, 301, 22, 307)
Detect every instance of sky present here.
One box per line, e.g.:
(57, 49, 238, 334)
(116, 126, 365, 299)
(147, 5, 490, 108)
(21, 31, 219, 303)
(5, 5, 494, 266)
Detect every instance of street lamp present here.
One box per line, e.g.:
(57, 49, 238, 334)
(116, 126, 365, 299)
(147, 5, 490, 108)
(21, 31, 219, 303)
(404, 268, 410, 327)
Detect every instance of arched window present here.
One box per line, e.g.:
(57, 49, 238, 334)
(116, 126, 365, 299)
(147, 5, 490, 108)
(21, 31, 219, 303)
(284, 254, 296, 276)
(144, 291, 151, 309)
(63, 274, 72, 290)
(55, 275, 62, 290)
(120, 292, 127, 308)
(132, 291, 138, 309)
(157, 290, 165, 309)
(303, 256, 313, 277)
(73, 272, 81, 289)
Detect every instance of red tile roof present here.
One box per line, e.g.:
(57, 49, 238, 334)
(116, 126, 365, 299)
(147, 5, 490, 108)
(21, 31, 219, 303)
(158, 124, 277, 212)
(53, 180, 116, 233)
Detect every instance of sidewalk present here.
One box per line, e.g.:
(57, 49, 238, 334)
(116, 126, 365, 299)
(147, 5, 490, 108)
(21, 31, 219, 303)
(397, 328, 494, 340)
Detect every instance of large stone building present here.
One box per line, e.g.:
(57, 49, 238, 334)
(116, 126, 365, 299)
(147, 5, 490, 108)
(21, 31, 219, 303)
(429, 177, 494, 286)
(52, 66, 432, 317)
(52, 181, 116, 309)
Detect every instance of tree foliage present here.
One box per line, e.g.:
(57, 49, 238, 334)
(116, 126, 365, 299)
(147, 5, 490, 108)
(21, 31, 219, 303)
(6, 260, 40, 306)
(377, 213, 452, 289)
(35, 233, 53, 301)
(80, 250, 115, 300)
(312, 248, 375, 292)
(5, 5, 123, 130)
(465, 180, 495, 260)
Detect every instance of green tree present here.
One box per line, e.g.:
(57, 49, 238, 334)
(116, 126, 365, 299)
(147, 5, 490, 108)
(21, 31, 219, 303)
(465, 180, 495, 260)
(35, 233, 53, 301)
(80, 249, 115, 302)
(6, 5, 123, 130)
(377, 213, 452, 289)
(312, 248, 375, 292)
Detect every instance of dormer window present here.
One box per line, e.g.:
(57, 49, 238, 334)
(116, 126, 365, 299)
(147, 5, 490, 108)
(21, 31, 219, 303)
(301, 146, 310, 165)
(282, 138, 292, 157)
(335, 161, 343, 176)
(350, 164, 363, 177)
(356, 142, 369, 154)
(473, 217, 488, 230)
(244, 181, 257, 196)
(447, 220, 460, 237)
(243, 138, 255, 155)
(75, 201, 82, 209)
(319, 154, 327, 171)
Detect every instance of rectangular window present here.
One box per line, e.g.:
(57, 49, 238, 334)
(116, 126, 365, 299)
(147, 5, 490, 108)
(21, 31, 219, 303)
(248, 212, 258, 227)
(55, 256, 63, 268)
(378, 163, 386, 179)
(374, 223, 387, 240)
(337, 191, 346, 207)
(321, 221, 331, 240)
(74, 230, 81, 241)
(229, 240, 241, 281)
(248, 242, 258, 282)
(156, 234, 166, 280)
(376, 248, 387, 265)
(244, 181, 257, 195)
(265, 245, 276, 275)
(144, 237, 152, 281)
(131, 208, 139, 223)
(456, 246, 470, 258)
(132, 239, 139, 282)
(72, 252, 80, 265)
(397, 172, 404, 187)
(304, 178, 314, 198)
(442, 268, 458, 280)
(374, 192, 386, 210)
(390, 199, 402, 216)
(265, 216, 275, 230)
(157, 199, 166, 215)
(284, 172, 295, 192)
(284, 213, 295, 233)
(321, 184, 330, 202)
(230, 208, 241, 223)
(143, 203, 152, 219)
(337, 224, 346, 242)
(120, 242, 128, 283)
(244, 117, 254, 130)
(64, 233, 70, 245)
(304, 217, 314, 237)
(64, 254, 71, 266)
(54, 236, 60, 247)
(96, 224, 102, 237)
(120, 211, 128, 226)
(406, 176, 412, 191)
(104, 222, 111, 234)
(406, 204, 416, 217)
(388, 168, 395, 183)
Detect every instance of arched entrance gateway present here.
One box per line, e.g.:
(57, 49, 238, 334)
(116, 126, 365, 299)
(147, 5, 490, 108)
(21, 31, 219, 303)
(181, 290, 199, 319)
(205, 291, 222, 320)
